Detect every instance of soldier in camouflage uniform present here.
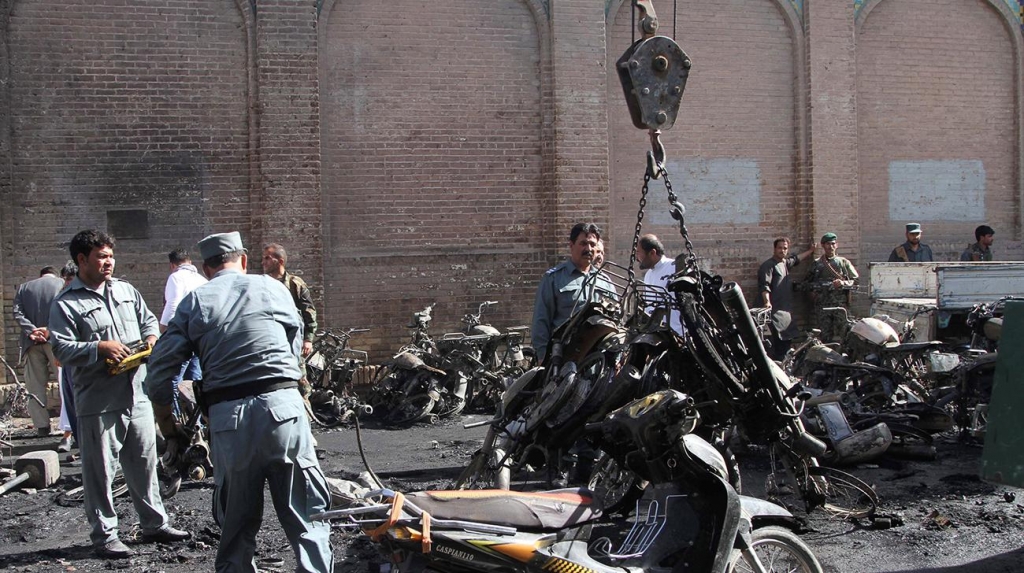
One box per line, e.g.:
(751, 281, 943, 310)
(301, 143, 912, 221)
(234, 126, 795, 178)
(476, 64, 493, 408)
(262, 243, 318, 398)
(806, 232, 859, 342)
(960, 225, 995, 262)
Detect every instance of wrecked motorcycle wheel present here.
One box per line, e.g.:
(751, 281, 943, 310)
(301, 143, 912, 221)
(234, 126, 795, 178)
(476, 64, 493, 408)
(727, 525, 824, 573)
(436, 393, 466, 419)
(56, 471, 129, 506)
(805, 465, 878, 519)
(158, 466, 183, 499)
(587, 452, 645, 515)
(454, 448, 510, 490)
(881, 423, 935, 461)
(387, 393, 436, 426)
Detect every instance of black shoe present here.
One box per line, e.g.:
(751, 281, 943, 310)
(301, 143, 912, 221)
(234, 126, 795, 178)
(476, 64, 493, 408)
(142, 526, 191, 543)
(95, 539, 134, 559)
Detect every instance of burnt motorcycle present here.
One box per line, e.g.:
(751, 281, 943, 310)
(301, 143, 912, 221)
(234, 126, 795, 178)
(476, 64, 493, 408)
(456, 301, 534, 412)
(455, 265, 630, 493)
(157, 380, 212, 498)
(369, 304, 454, 426)
(929, 297, 1014, 439)
(317, 389, 824, 573)
(306, 327, 374, 427)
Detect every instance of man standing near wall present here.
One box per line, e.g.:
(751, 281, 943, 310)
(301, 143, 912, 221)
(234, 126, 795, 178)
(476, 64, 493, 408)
(960, 225, 995, 262)
(888, 223, 933, 262)
(49, 230, 189, 558)
(12, 266, 65, 436)
(146, 231, 334, 572)
(638, 234, 683, 335)
(262, 244, 317, 357)
(806, 232, 859, 343)
(531, 222, 614, 362)
(758, 237, 815, 358)
(159, 248, 207, 412)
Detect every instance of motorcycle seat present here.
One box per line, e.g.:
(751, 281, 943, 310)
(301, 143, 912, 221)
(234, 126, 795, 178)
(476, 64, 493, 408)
(404, 488, 602, 531)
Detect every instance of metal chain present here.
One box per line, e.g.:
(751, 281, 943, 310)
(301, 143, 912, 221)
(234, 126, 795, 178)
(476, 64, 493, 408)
(662, 172, 696, 271)
(627, 169, 651, 284)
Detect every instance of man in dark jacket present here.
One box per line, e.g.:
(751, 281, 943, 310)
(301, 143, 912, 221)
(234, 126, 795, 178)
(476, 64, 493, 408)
(12, 266, 64, 435)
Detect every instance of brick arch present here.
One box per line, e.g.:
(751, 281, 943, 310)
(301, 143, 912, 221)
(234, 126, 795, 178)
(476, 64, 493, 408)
(318, 0, 551, 358)
(605, 0, 805, 297)
(0, 0, 254, 361)
(856, 0, 1024, 264)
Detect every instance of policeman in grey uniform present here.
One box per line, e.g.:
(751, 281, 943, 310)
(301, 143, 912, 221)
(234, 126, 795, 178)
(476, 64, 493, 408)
(146, 231, 334, 573)
(49, 229, 190, 559)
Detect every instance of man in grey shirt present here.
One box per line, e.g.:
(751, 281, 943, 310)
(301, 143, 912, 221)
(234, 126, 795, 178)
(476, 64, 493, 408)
(531, 222, 615, 362)
(49, 230, 189, 559)
(147, 231, 334, 573)
(758, 237, 814, 359)
(12, 266, 64, 435)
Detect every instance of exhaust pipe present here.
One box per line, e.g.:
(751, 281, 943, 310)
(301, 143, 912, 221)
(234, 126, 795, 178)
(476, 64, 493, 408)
(719, 282, 775, 380)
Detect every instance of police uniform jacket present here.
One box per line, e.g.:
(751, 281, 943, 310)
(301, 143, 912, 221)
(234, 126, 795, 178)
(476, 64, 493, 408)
(531, 260, 615, 358)
(145, 268, 303, 408)
(49, 277, 160, 416)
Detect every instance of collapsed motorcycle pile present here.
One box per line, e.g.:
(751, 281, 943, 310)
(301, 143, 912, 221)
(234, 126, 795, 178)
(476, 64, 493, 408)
(300, 254, 1009, 573)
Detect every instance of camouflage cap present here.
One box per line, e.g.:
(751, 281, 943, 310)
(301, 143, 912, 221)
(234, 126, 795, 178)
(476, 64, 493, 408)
(820, 232, 838, 243)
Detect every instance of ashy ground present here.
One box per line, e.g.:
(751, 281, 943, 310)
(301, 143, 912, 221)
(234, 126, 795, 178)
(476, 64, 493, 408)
(0, 414, 1022, 573)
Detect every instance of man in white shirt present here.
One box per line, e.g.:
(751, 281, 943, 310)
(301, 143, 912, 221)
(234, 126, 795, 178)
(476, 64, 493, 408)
(160, 248, 208, 409)
(638, 234, 684, 335)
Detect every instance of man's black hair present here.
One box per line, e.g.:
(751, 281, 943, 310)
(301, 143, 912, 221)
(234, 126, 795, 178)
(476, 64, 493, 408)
(39, 266, 58, 277)
(69, 230, 115, 264)
(168, 248, 192, 265)
(60, 260, 78, 280)
(569, 222, 602, 243)
(203, 250, 245, 269)
(773, 237, 791, 249)
(975, 225, 995, 241)
(639, 234, 665, 256)
(264, 243, 288, 265)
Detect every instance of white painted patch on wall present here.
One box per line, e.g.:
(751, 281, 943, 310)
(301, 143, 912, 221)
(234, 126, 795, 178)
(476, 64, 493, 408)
(888, 160, 986, 221)
(647, 158, 761, 225)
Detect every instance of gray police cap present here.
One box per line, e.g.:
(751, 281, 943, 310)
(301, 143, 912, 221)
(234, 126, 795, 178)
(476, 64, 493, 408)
(906, 223, 921, 234)
(198, 231, 246, 261)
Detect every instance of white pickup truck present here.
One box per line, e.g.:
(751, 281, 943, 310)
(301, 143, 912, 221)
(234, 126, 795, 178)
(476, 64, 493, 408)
(869, 262, 1024, 341)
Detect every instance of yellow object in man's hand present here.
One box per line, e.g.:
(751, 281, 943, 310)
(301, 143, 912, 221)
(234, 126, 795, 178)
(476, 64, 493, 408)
(105, 341, 153, 375)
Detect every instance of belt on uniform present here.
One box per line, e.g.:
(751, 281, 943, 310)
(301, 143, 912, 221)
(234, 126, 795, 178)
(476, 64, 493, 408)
(202, 379, 299, 409)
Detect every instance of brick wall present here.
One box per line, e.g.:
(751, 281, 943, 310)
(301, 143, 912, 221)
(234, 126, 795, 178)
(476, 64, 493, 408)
(254, 0, 322, 296)
(0, 0, 1021, 366)
(857, 0, 1021, 264)
(805, 0, 863, 318)
(0, 0, 252, 365)
(318, 0, 552, 357)
(607, 0, 803, 307)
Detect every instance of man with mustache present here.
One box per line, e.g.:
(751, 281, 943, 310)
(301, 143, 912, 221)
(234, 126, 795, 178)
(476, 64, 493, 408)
(531, 222, 613, 362)
(49, 229, 189, 558)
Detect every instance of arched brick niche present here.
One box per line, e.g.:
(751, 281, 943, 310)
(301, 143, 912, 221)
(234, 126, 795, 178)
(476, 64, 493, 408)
(857, 0, 1024, 262)
(606, 0, 805, 296)
(318, 0, 551, 357)
(0, 0, 253, 360)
